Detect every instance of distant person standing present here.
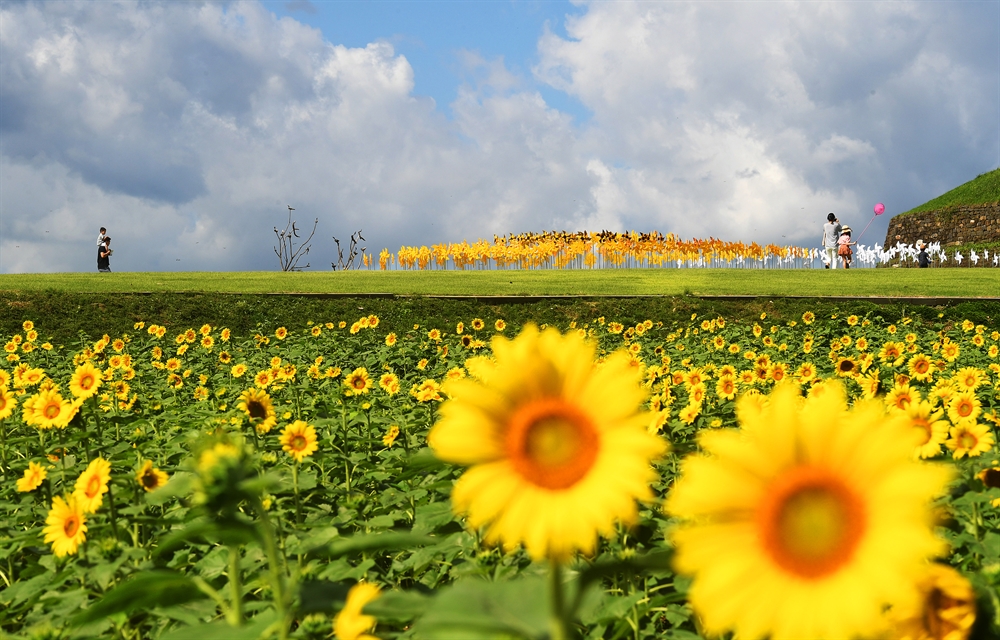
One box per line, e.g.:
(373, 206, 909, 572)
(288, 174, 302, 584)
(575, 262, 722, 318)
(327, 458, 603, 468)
(98, 237, 112, 272)
(821, 213, 842, 269)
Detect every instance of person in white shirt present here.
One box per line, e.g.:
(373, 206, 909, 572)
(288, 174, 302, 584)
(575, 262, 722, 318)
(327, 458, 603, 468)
(97, 227, 107, 247)
(821, 213, 842, 269)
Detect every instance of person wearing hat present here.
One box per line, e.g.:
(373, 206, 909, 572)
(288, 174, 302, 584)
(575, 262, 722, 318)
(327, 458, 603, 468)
(837, 225, 856, 269)
(822, 213, 842, 269)
(917, 243, 931, 268)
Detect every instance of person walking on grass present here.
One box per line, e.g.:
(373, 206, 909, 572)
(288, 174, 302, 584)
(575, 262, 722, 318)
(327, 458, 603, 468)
(837, 226, 856, 269)
(822, 213, 842, 269)
(98, 237, 112, 272)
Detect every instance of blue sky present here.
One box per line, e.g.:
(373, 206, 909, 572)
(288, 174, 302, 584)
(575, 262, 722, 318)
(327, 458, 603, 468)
(262, 0, 591, 121)
(1, 0, 998, 273)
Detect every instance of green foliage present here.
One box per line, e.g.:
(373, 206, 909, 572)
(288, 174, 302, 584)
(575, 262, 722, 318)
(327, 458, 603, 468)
(0, 303, 998, 639)
(901, 167, 1000, 215)
(3, 288, 1000, 354)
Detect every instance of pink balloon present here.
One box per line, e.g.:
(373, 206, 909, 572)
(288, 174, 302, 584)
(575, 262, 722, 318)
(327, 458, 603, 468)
(874, 203, 885, 215)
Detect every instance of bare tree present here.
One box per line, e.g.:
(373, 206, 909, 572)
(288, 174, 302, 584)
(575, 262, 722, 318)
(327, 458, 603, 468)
(331, 230, 367, 270)
(274, 205, 317, 271)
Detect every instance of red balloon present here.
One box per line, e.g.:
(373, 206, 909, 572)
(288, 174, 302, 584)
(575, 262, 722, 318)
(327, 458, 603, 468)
(874, 203, 885, 215)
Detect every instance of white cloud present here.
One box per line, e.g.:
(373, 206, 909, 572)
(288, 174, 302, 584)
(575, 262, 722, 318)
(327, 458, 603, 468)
(535, 0, 997, 243)
(0, 0, 996, 273)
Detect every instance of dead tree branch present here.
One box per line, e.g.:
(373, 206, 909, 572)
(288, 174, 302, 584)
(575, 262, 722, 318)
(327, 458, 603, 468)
(274, 205, 317, 271)
(331, 230, 367, 270)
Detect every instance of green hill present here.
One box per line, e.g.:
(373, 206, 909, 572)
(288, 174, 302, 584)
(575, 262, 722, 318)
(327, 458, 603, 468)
(900, 167, 1000, 215)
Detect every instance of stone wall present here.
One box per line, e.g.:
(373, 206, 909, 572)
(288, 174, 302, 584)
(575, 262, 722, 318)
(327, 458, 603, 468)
(884, 203, 1000, 247)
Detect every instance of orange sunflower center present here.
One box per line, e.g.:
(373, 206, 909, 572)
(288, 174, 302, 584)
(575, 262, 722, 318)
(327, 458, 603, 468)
(505, 398, 599, 490)
(86, 475, 102, 497)
(758, 466, 865, 579)
(64, 515, 80, 537)
(914, 360, 929, 374)
(721, 380, 734, 394)
(913, 419, 932, 444)
(43, 402, 62, 419)
(80, 374, 95, 389)
(958, 432, 978, 450)
(352, 377, 366, 389)
(290, 435, 307, 451)
(955, 400, 974, 418)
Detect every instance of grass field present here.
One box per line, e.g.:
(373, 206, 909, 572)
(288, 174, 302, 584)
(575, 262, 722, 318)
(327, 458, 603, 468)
(1, 268, 998, 298)
(900, 167, 1000, 215)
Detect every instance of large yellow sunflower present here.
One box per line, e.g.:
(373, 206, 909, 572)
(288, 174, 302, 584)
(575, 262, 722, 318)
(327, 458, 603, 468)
(334, 582, 381, 640)
(343, 368, 372, 396)
(69, 361, 102, 399)
(904, 401, 950, 459)
(43, 495, 88, 557)
(977, 467, 1000, 507)
(378, 373, 399, 395)
(945, 420, 995, 459)
(906, 354, 936, 382)
(31, 390, 78, 430)
(136, 460, 169, 492)
(947, 391, 981, 424)
(0, 387, 16, 420)
(833, 356, 857, 377)
(952, 366, 986, 391)
(428, 324, 666, 561)
(886, 564, 977, 640)
(664, 382, 951, 640)
(885, 383, 919, 413)
(73, 457, 111, 513)
(279, 420, 319, 463)
(16, 461, 47, 492)
(237, 389, 277, 434)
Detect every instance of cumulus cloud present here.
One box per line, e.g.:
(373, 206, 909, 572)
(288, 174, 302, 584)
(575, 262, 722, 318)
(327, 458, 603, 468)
(534, 0, 998, 245)
(0, 0, 996, 273)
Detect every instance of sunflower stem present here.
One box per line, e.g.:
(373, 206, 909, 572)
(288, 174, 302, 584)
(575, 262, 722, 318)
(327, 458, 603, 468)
(292, 462, 302, 526)
(58, 429, 67, 488)
(251, 496, 290, 640)
(0, 419, 7, 466)
(89, 396, 105, 455)
(548, 560, 572, 640)
(106, 476, 120, 540)
(339, 401, 348, 450)
(227, 544, 244, 627)
(344, 460, 352, 502)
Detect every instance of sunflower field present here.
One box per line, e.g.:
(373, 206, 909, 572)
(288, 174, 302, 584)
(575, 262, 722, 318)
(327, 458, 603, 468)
(1, 308, 999, 640)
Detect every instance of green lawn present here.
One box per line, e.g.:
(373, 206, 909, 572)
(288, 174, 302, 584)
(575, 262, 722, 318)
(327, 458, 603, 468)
(900, 167, 1000, 215)
(1, 268, 998, 298)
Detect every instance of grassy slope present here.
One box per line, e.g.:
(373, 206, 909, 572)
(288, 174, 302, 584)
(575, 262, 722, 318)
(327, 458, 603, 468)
(1, 269, 998, 297)
(901, 168, 1000, 215)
